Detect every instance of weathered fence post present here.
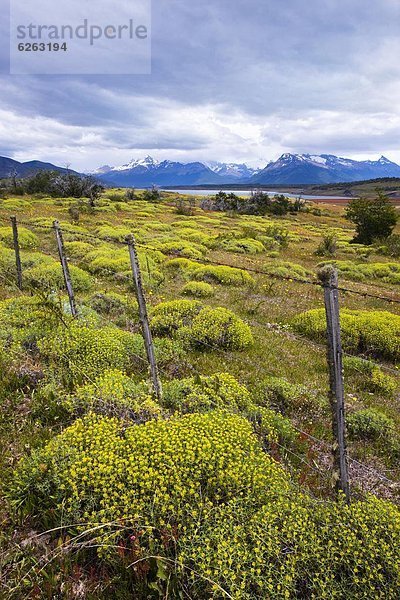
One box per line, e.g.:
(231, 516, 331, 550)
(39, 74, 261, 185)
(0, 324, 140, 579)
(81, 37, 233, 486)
(318, 265, 350, 503)
(127, 234, 163, 401)
(53, 220, 77, 317)
(10, 216, 22, 290)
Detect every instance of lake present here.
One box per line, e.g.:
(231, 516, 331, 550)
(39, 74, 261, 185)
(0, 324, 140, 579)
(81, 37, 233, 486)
(163, 188, 351, 201)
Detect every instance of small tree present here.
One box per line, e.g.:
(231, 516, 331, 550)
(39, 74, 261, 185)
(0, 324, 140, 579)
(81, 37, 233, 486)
(346, 193, 398, 245)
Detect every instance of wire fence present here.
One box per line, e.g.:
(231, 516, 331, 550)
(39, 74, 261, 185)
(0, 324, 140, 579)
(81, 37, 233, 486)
(0, 214, 399, 499)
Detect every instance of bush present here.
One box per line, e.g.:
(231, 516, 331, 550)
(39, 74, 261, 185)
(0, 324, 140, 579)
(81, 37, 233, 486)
(347, 408, 395, 441)
(24, 263, 93, 293)
(10, 411, 288, 543)
(151, 299, 202, 336)
(38, 324, 144, 387)
(188, 306, 253, 351)
(291, 309, 400, 362)
(162, 372, 253, 414)
(346, 193, 398, 244)
(221, 237, 265, 254)
(315, 233, 337, 257)
(180, 494, 400, 599)
(157, 240, 206, 260)
(318, 260, 400, 285)
(263, 261, 310, 280)
(0, 226, 38, 249)
(88, 292, 138, 319)
(0, 295, 71, 349)
(190, 264, 254, 286)
(343, 356, 397, 396)
(74, 369, 162, 421)
(255, 376, 309, 414)
(181, 281, 214, 297)
(64, 241, 95, 259)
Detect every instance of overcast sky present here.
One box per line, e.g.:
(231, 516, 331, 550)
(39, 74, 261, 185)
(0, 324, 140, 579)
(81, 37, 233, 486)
(1, 0, 400, 170)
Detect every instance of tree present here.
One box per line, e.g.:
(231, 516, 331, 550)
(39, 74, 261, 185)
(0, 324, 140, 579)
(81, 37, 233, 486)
(346, 193, 398, 245)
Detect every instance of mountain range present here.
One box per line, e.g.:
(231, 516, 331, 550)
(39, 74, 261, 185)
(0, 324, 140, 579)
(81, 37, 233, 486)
(93, 154, 400, 186)
(2, 153, 400, 186)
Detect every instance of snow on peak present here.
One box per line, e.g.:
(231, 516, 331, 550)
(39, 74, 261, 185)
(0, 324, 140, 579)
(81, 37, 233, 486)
(112, 155, 159, 172)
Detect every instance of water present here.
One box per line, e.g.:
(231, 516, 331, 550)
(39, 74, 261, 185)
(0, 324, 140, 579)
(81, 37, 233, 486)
(163, 188, 350, 201)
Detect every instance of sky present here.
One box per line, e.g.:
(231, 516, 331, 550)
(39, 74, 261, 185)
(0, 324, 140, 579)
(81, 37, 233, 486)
(1, 0, 400, 171)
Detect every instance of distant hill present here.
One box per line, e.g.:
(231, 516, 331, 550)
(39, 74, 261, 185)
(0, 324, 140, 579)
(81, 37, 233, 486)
(0, 157, 80, 178)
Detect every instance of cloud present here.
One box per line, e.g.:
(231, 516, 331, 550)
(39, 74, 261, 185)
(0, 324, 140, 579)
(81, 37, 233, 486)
(1, 0, 400, 168)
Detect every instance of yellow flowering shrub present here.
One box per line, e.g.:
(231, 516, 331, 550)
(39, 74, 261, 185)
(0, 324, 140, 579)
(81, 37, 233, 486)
(162, 372, 253, 413)
(0, 226, 38, 249)
(37, 324, 143, 386)
(74, 369, 162, 421)
(11, 411, 288, 539)
(151, 299, 202, 335)
(291, 309, 400, 362)
(181, 281, 215, 297)
(190, 264, 255, 286)
(24, 263, 93, 293)
(189, 306, 253, 351)
(0, 295, 70, 349)
(151, 301, 253, 351)
(220, 237, 265, 254)
(180, 495, 400, 599)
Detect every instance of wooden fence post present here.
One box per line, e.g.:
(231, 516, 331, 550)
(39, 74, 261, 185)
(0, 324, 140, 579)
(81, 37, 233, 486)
(53, 220, 77, 317)
(127, 234, 163, 402)
(318, 265, 350, 503)
(10, 216, 22, 290)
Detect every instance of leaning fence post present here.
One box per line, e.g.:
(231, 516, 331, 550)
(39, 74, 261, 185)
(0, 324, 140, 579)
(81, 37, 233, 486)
(318, 266, 350, 502)
(10, 216, 22, 290)
(318, 265, 350, 503)
(53, 220, 77, 317)
(127, 234, 163, 402)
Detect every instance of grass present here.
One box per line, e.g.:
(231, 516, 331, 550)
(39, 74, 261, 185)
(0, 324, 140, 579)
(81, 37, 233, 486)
(0, 189, 399, 597)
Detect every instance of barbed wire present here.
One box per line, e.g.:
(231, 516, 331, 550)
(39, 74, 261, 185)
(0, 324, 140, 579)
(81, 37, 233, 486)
(2, 213, 400, 305)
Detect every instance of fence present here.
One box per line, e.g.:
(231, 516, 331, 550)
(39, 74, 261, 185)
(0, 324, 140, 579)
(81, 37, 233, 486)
(1, 214, 400, 502)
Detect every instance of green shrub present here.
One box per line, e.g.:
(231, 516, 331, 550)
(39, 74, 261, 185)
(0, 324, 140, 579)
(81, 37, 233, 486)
(190, 264, 254, 286)
(24, 263, 93, 293)
(0, 295, 70, 349)
(347, 408, 395, 441)
(151, 301, 253, 351)
(221, 237, 265, 254)
(255, 376, 309, 414)
(318, 260, 400, 285)
(38, 324, 143, 387)
(64, 240, 96, 259)
(162, 372, 253, 414)
(88, 292, 138, 318)
(157, 240, 206, 260)
(0, 226, 38, 249)
(343, 356, 397, 396)
(189, 306, 253, 351)
(263, 261, 311, 280)
(10, 411, 288, 542)
(291, 309, 400, 362)
(151, 299, 202, 336)
(181, 281, 214, 297)
(96, 225, 132, 241)
(74, 369, 162, 420)
(180, 494, 400, 599)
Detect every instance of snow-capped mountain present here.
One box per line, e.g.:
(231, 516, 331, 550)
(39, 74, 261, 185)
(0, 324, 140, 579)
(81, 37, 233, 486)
(93, 154, 400, 186)
(251, 154, 400, 184)
(96, 156, 222, 186)
(207, 161, 260, 181)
